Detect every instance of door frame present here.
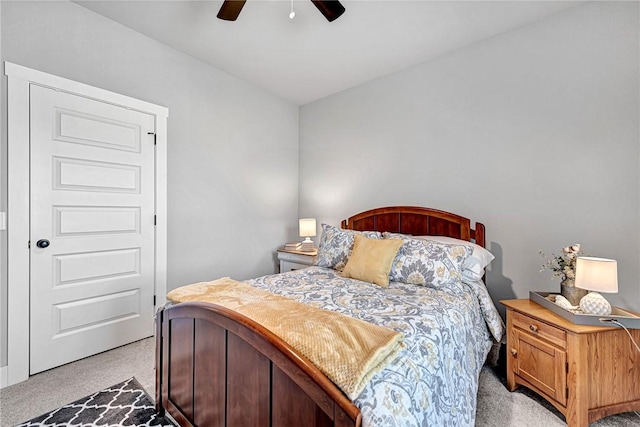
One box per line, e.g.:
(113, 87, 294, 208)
(4, 62, 168, 386)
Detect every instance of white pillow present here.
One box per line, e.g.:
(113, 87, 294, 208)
(416, 235, 494, 281)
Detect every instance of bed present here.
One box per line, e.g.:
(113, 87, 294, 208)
(155, 206, 504, 426)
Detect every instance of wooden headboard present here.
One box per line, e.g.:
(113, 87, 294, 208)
(341, 206, 485, 248)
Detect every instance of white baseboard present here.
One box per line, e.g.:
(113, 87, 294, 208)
(0, 365, 8, 388)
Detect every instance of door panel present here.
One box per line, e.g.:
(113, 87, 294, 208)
(54, 289, 141, 334)
(54, 156, 141, 192)
(53, 248, 141, 285)
(56, 108, 142, 151)
(30, 85, 156, 374)
(54, 206, 140, 237)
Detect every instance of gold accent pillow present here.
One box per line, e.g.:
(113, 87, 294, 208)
(342, 235, 403, 288)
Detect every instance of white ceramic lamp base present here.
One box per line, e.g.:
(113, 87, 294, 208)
(300, 238, 315, 252)
(579, 292, 612, 315)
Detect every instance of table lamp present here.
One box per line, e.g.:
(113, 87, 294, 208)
(299, 218, 316, 252)
(575, 256, 618, 315)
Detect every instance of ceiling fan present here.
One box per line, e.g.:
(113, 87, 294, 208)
(217, 0, 346, 22)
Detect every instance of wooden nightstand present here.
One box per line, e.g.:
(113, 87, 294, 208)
(277, 248, 317, 273)
(501, 299, 640, 427)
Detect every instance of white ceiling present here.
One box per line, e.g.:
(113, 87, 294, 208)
(75, 0, 579, 105)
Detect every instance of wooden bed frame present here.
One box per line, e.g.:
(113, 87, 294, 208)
(155, 206, 486, 426)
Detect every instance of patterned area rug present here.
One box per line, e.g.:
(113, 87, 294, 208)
(16, 377, 175, 427)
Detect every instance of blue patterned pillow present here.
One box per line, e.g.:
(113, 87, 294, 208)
(315, 224, 382, 271)
(384, 232, 472, 288)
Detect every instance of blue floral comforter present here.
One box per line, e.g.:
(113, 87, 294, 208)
(248, 266, 503, 427)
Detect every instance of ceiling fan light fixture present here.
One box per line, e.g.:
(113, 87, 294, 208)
(216, 0, 345, 22)
(289, 0, 296, 19)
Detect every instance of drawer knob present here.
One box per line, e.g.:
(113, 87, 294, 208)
(529, 324, 539, 333)
(510, 348, 517, 357)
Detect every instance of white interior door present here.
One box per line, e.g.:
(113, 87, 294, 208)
(29, 85, 156, 374)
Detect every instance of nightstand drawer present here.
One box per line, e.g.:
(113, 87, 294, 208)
(511, 310, 566, 349)
(277, 248, 317, 274)
(278, 251, 314, 264)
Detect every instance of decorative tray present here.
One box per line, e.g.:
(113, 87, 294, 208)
(529, 291, 640, 329)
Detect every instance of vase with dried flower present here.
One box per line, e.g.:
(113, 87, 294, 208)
(540, 244, 589, 306)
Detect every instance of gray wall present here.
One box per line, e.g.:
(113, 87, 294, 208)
(0, 1, 299, 367)
(299, 1, 640, 315)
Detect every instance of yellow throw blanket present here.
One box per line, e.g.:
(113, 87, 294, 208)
(167, 277, 404, 400)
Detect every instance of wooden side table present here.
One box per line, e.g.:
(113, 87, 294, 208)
(501, 299, 640, 427)
(277, 248, 317, 273)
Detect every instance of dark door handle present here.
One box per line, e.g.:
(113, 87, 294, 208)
(36, 239, 50, 248)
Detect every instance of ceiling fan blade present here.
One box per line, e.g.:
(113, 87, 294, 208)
(311, 0, 345, 22)
(217, 0, 247, 21)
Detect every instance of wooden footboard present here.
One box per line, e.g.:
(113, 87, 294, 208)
(155, 301, 362, 427)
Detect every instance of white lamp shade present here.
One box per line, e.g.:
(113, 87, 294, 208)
(299, 218, 317, 238)
(575, 257, 618, 293)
